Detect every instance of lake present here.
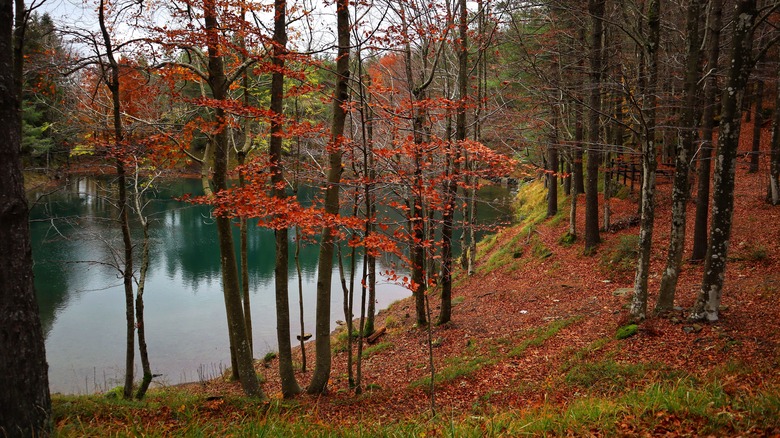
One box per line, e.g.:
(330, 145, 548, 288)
(29, 177, 512, 394)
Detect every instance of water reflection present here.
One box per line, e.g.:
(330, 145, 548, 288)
(29, 177, 511, 394)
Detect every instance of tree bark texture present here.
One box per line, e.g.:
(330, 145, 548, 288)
(270, 0, 301, 399)
(691, 0, 723, 261)
(584, 0, 604, 251)
(308, 0, 349, 394)
(134, 220, 152, 399)
(0, 1, 52, 435)
(631, 0, 661, 321)
(770, 75, 780, 204)
(656, 0, 703, 312)
(438, 0, 467, 326)
(749, 79, 763, 173)
(205, 0, 264, 398)
(547, 113, 559, 218)
(690, 0, 757, 322)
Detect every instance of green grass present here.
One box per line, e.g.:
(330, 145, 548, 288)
(565, 360, 650, 395)
(564, 337, 611, 365)
(509, 316, 580, 358)
(333, 329, 361, 353)
(476, 180, 573, 274)
(513, 180, 549, 224)
(52, 370, 780, 437)
(530, 235, 552, 259)
(476, 233, 500, 261)
(410, 355, 495, 390)
(479, 231, 524, 274)
(600, 234, 640, 279)
(361, 341, 393, 359)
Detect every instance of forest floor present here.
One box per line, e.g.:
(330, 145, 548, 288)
(53, 123, 780, 436)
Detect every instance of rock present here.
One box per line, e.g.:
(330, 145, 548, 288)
(613, 288, 633, 297)
(683, 324, 703, 334)
(673, 306, 684, 312)
(670, 317, 682, 324)
(719, 305, 730, 312)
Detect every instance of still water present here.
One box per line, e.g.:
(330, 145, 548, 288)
(29, 177, 511, 394)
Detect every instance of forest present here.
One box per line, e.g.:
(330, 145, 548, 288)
(2, 0, 780, 435)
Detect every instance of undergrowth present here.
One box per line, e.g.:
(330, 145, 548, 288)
(52, 377, 780, 437)
(509, 316, 581, 358)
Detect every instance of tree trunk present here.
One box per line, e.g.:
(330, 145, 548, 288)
(337, 244, 355, 387)
(584, 0, 604, 251)
(205, 0, 264, 398)
(691, 0, 723, 261)
(573, 26, 586, 196)
(439, 0, 467, 326)
(270, 0, 300, 398)
(134, 220, 152, 399)
(308, 0, 350, 394)
(97, 0, 135, 398)
(547, 112, 559, 218)
(630, 0, 661, 321)
(770, 75, 780, 204)
(238, 159, 252, 356)
(749, 79, 763, 173)
(0, 0, 52, 433)
(656, 0, 703, 312)
(690, 0, 757, 322)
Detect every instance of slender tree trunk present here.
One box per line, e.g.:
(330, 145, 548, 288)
(357, 53, 377, 337)
(97, 0, 135, 398)
(584, 0, 604, 251)
(0, 0, 52, 432)
(337, 244, 354, 387)
(691, 0, 757, 322)
(134, 220, 152, 399)
(439, 0, 467, 325)
(411, 144, 428, 326)
(656, 0, 703, 312)
(630, 0, 661, 321)
(402, 10, 429, 326)
(308, 0, 350, 394)
(573, 26, 586, 196)
(691, 0, 723, 261)
(238, 155, 252, 355)
(238, 8, 253, 358)
(131, 164, 154, 400)
(770, 75, 780, 204)
(205, 0, 263, 398)
(269, 0, 300, 398)
(292, 102, 307, 373)
(749, 79, 763, 173)
(547, 111, 559, 218)
(295, 226, 307, 372)
(355, 249, 368, 394)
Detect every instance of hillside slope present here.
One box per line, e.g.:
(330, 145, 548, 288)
(54, 125, 780, 436)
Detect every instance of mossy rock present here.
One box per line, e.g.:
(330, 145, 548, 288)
(616, 324, 638, 340)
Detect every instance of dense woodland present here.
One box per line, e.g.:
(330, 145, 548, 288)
(2, 0, 780, 435)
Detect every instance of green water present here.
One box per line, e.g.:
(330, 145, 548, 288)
(30, 177, 512, 394)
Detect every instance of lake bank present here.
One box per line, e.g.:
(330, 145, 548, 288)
(31, 175, 512, 394)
